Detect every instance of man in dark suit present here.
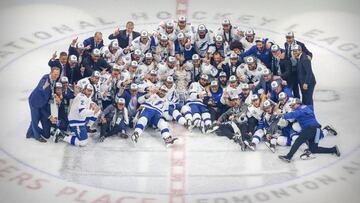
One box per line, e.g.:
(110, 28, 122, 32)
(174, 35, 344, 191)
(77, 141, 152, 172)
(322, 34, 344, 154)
(48, 51, 68, 75)
(26, 67, 61, 142)
(108, 21, 140, 49)
(292, 44, 316, 109)
(83, 32, 104, 52)
(270, 44, 293, 85)
(81, 49, 112, 75)
(284, 31, 313, 98)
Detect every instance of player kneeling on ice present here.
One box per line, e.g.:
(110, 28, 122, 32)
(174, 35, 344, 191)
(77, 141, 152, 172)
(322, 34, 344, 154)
(55, 84, 101, 146)
(98, 97, 129, 142)
(209, 94, 251, 151)
(131, 86, 178, 146)
(278, 98, 340, 162)
(249, 100, 283, 152)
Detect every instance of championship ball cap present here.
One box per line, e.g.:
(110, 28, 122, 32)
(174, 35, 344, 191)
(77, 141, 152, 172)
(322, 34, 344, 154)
(177, 32, 185, 39)
(241, 83, 249, 90)
(141, 30, 148, 37)
(245, 29, 255, 36)
(92, 71, 101, 78)
(278, 92, 287, 101)
(255, 37, 263, 43)
(166, 76, 174, 83)
(200, 74, 208, 80)
(290, 98, 302, 105)
(263, 100, 272, 109)
(286, 31, 295, 37)
(60, 76, 69, 83)
(134, 49, 142, 56)
(192, 54, 200, 60)
(145, 53, 153, 58)
(131, 61, 138, 67)
(166, 21, 174, 28)
(168, 56, 176, 63)
(271, 81, 279, 90)
(222, 19, 231, 25)
(69, 55, 78, 63)
(215, 35, 223, 42)
(230, 53, 238, 59)
(229, 75, 237, 82)
(55, 82, 63, 88)
(198, 24, 206, 31)
(84, 84, 94, 91)
(116, 97, 126, 104)
(229, 94, 239, 100)
(245, 56, 255, 64)
(262, 68, 271, 75)
(160, 34, 168, 41)
(219, 71, 227, 77)
(130, 83, 138, 90)
(92, 48, 101, 56)
(210, 80, 218, 86)
(271, 44, 280, 52)
(291, 44, 301, 51)
(159, 85, 168, 92)
(251, 94, 259, 101)
(178, 16, 187, 22)
(111, 40, 119, 48)
(112, 64, 121, 71)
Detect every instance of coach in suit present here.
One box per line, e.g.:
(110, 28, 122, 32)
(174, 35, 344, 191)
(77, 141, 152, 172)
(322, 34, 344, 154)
(26, 67, 61, 142)
(83, 32, 104, 52)
(284, 31, 313, 98)
(108, 21, 140, 49)
(292, 44, 316, 109)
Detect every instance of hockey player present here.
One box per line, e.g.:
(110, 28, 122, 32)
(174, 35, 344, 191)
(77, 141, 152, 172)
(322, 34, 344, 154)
(278, 98, 340, 162)
(237, 56, 266, 88)
(117, 83, 143, 128)
(157, 56, 177, 82)
(98, 97, 129, 142)
(99, 65, 122, 109)
(157, 21, 177, 42)
(120, 60, 141, 85)
(204, 80, 226, 121)
(226, 52, 241, 76)
(77, 71, 101, 105)
(130, 30, 157, 54)
(131, 86, 178, 146)
(153, 34, 175, 62)
(163, 76, 191, 128)
(194, 24, 215, 58)
(221, 75, 242, 105)
(240, 29, 256, 51)
(55, 84, 101, 146)
(175, 16, 195, 41)
(246, 94, 263, 137)
(60, 76, 75, 114)
(184, 74, 213, 133)
(209, 35, 230, 58)
(64, 55, 79, 85)
(100, 40, 124, 66)
(138, 53, 156, 80)
(270, 80, 293, 103)
(211, 94, 250, 151)
(239, 83, 253, 105)
(240, 37, 272, 69)
(218, 71, 228, 88)
(174, 32, 196, 64)
(138, 70, 161, 93)
(216, 19, 242, 43)
(183, 54, 202, 81)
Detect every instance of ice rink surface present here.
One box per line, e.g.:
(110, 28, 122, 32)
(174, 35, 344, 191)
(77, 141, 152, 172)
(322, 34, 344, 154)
(0, 0, 360, 203)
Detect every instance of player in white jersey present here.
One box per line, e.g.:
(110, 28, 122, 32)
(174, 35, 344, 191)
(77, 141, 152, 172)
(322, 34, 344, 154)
(194, 24, 215, 57)
(240, 28, 256, 51)
(175, 16, 195, 43)
(162, 76, 191, 128)
(131, 85, 178, 146)
(130, 30, 156, 54)
(137, 70, 161, 93)
(221, 75, 242, 105)
(183, 54, 202, 81)
(157, 56, 177, 82)
(100, 40, 124, 66)
(216, 19, 242, 43)
(183, 74, 213, 133)
(77, 71, 102, 106)
(54, 84, 101, 146)
(156, 21, 177, 42)
(120, 61, 141, 86)
(236, 56, 266, 87)
(153, 34, 175, 62)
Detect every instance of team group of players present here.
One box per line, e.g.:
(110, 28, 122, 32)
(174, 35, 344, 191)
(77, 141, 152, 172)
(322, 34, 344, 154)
(27, 17, 341, 162)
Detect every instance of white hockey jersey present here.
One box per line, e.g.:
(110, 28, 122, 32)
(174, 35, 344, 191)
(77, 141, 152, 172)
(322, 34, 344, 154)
(77, 77, 101, 102)
(236, 62, 266, 85)
(68, 93, 98, 127)
(246, 104, 263, 121)
(138, 93, 169, 114)
(240, 37, 256, 51)
(194, 31, 215, 57)
(157, 62, 176, 80)
(187, 81, 207, 105)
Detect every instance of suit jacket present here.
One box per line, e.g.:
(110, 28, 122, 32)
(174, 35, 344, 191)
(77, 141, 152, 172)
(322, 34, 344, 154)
(108, 30, 140, 49)
(81, 55, 111, 74)
(29, 74, 54, 108)
(270, 55, 293, 81)
(296, 53, 316, 86)
(83, 36, 104, 51)
(284, 40, 313, 60)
